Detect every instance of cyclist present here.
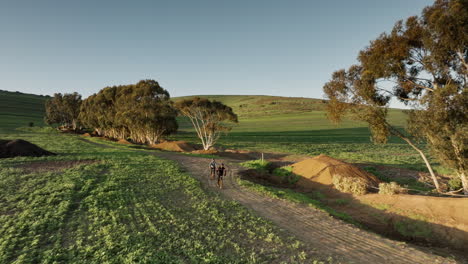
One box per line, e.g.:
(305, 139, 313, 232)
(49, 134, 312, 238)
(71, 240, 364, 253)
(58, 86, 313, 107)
(209, 159, 217, 180)
(217, 163, 227, 189)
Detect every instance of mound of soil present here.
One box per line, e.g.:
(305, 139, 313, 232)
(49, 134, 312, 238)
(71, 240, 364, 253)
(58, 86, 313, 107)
(291, 154, 380, 189)
(192, 149, 218, 154)
(117, 139, 132, 144)
(82, 133, 92, 137)
(150, 141, 195, 152)
(0, 139, 56, 158)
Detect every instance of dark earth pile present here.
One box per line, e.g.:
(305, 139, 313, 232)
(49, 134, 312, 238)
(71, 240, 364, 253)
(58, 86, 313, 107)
(0, 139, 56, 158)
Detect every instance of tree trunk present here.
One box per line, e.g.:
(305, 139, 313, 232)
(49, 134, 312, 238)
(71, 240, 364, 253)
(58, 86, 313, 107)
(459, 171, 468, 195)
(387, 124, 441, 192)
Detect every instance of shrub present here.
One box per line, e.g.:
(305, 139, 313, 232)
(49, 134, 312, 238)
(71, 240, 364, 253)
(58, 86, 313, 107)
(378, 182, 408, 195)
(241, 160, 270, 173)
(273, 166, 300, 185)
(447, 177, 462, 191)
(332, 175, 368, 195)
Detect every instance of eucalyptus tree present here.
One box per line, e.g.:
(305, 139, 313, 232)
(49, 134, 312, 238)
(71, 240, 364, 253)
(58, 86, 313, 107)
(323, 0, 467, 193)
(176, 97, 238, 150)
(79, 80, 177, 144)
(45, 92, 82, 130)
(114, 80, 178, 144)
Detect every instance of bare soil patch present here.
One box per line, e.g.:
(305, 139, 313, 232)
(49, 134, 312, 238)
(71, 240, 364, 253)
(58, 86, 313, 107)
(15, 160, 96, 174)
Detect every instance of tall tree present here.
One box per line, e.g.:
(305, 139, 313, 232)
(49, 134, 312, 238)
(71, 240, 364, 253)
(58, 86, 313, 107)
(323, 0, 467, 193)
(176, 98, 238, 150)
(79, 80, 178, 144)
(45, 92, 82, 130)
(115, 80, 178, 144)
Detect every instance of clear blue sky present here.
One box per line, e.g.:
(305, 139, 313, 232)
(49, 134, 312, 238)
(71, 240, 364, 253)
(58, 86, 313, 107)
(0, 0, 432, 101)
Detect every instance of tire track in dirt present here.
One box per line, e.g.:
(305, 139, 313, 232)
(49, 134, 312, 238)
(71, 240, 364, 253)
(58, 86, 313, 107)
(79, 138, 455, 264)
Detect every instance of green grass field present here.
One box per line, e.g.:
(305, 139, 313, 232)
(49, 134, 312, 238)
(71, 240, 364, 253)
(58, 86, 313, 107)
(0, 90, 49, 130)
(0, 128, 321, 263)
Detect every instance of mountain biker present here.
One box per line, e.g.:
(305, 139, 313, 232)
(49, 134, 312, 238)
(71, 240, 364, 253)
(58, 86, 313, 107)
(209, 159, 217, 180)
(217, 163, 227, 189)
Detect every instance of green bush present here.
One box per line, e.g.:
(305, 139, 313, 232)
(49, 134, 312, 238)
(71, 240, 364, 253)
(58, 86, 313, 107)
(378, 182, 408, 195)
(448, 177, 462, 191)
(273, 166, 300, 185)
(240, 159, 270, 173)
(394, 219, 432, 239)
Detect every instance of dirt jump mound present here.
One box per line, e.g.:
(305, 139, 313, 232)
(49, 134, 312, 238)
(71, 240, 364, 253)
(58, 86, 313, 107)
(117, 139, 132, 144)
(292, 154, 380, 194)
(0, 139, 56, 158)
(150, 141, 195, 152)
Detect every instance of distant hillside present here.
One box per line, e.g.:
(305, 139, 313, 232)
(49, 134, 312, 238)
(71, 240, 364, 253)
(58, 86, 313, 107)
(173, 95, 327, 118)
(173, 95, 407, 132)
(0, 90, 49, 129)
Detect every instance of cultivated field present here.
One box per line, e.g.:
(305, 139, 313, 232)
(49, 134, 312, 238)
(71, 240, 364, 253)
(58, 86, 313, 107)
(0, 127, 328, 263)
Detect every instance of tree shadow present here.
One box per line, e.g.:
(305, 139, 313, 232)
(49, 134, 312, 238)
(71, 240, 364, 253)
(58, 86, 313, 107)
(239, 169, 468, 263)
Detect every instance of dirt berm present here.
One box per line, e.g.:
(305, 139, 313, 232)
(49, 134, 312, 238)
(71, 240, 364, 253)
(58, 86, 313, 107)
(150, 141, 195, 152)
(291, 154, 380, 190)
(0, 139, 56, 158)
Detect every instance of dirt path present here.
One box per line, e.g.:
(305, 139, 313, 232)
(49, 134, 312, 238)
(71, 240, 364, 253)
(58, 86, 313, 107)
(81, 138, 456, 263)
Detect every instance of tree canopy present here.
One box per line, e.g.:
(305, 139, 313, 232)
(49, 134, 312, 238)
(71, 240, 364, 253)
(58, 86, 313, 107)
(323, 0, 467, 194)
(45, 92, 82, 131)
(176, 98, 238, 150)
(79, 80, 178, 144)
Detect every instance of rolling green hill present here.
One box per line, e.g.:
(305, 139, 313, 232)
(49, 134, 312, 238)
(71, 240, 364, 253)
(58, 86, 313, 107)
(172, 95, 444, 173)
(173, 95, 407, 132)
(0, 90, 49, 130)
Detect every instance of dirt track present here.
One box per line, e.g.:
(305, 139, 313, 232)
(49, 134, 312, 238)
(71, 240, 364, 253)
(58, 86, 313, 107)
(82, 138, 456, 263)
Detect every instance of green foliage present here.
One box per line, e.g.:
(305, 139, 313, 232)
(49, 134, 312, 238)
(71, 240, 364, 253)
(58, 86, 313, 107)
(273, 166, 300, 185)
(393, 216, 432, 239)
(241, 159, 270, 173)
(45, 92, 82, 130)
(334, 199, 351, 206)
(0, 129, 321, 263)
(79, 80, 178, 144)
(323, 0, 468, 193)
(241, 161, 299, 185)
(448, 177, 463, 191)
